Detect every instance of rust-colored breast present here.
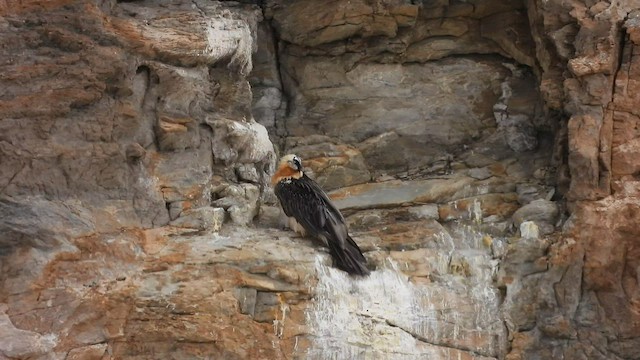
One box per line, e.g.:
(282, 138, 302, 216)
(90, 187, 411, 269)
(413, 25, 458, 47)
(271, 165, 302, 186)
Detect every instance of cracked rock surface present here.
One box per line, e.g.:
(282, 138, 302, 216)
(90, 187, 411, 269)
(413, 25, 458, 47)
(1, 0, 640, 359)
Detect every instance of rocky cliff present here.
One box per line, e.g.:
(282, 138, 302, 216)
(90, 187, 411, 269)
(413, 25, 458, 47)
(0, 0, 639, 359)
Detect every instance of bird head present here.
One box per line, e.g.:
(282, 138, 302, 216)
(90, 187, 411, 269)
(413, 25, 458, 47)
(271, 154, 304, 185)
(279, 154, 303, 172)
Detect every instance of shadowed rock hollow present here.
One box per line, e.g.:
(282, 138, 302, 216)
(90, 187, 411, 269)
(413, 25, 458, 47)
(1, 0, 639, 359)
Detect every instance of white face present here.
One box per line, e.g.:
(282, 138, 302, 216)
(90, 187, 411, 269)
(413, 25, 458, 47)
(280, 154, 302, 171)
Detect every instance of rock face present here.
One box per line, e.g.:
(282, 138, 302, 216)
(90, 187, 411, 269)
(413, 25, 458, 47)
(0, 1, 277, 357)
(499, 1, 640, 358)
(265, 0, 541, 179)
(0, 0, 274, 235)
(1, 0, 640, 359)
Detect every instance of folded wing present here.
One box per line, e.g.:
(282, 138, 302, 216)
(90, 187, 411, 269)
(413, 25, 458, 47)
(274, 175, 369, 276)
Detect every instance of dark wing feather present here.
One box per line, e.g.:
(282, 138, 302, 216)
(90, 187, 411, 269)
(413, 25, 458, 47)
(274, 175, 342, 237)
(274, 174, 369, 276)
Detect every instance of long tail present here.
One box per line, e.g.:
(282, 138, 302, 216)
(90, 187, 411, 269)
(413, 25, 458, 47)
(327, 235, 370, 276)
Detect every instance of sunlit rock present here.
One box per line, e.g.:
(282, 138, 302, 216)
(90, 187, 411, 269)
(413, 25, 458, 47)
(169, 206, 225, 231)
(512, 199, 559, 235)
(0, 306, 58, 358)
(519, 221, 540, 239)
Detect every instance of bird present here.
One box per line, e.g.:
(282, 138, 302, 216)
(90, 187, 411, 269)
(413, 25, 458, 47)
(271, 154, 370, 276)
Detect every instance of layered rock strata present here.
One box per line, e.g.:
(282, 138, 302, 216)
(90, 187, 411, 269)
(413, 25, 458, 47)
(0, 0, 639, 359)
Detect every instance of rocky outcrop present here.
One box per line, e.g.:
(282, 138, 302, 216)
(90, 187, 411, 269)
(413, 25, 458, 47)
(1, 0, 640, 359)
(261, 0, 543, 183)
(501, 1, 640, 358)
(0, 0, 273, 237)
(1, 1, 277, 357)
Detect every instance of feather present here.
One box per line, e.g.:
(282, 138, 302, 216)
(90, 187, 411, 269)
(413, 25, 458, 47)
(274, 173, 369, 276)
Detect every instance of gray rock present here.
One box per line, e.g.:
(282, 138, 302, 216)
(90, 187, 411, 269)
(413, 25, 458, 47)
(286, 138, 371, 190)
(0, 305, 57, 358)
(516, 184, 543, 205)
(503, 116, 538, 152)
(232, 288, 258, 317)
(493, 69, 540, 153)
(329, 177, 470, 210)
(491, 237, 508, 258)
(252, 87, 284, 130)
(214, 184, 260, 226)
(0, 197, 94, 250)
(169, 207, 225, 231)
(520, 221, 540, 239)
(256, 205, 284, 228)
(125, 143, 146, 162)
(357, 131, 442, 173)
(282, 56, 516, 173)
(253, 291, 280, 323)
(468, 167, 493, 180)
(154, 148, 213, 203)
(235, 164, 261, 183)
(167, 201, 192, 221)
(315, 165, 371, 191)
(512, 199, 559, 235)
(516, 183, 555, 205)
(66, 344, 108, 359)
(408, 204, 440, 220)
(461, 152, 498, 168)
(155, 113, 200, 151)
(539, 314, 577, 339)
(208, 118, 275, 166)
(0, 0, 271, 241)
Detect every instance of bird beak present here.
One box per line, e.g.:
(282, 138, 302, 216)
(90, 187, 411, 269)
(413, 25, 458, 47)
(293, 158, 302, 171)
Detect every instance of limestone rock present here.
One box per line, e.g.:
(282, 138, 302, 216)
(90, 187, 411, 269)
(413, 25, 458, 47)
(66, 344, 108, 360)
(408, 204, 440, 220)
(2, 0, 640, 359)
(213, 183, 261, 226)
(0, 305, 57, 358)
(209, 119, 275, 165)
(285, 136, 371, 190)
(468, 167, 493, 180)
(502, 196, 640, 359)
(109, 1, 261, 70)
(169, 207, 225, 231)
(0, 197, 94, 249)
(156, 114, 200, 152)
(0, 0, 270, 235)
(539, 315, 576, 339)
(265, 0, 541, 177)
(329, 177, 472, 210)
(268, 0, 419, 47)
(330, 176, 515, 211)
(480, 10, 536, 67)
(439, 193, 520, 222)
(512, 199, 559, 235)
(250, 23, 285, 134)
(519, 221, 540, 239)
(281, 57, 511, 173)
(516, 183, 555, 205)
(567, 114, 607, 200)
(168, 200, 192, 221)
(252, 86, 285, 132)
(256, 205, 284, 229)
(155, 148, 214, 203)
(493, 68, 541, 153)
